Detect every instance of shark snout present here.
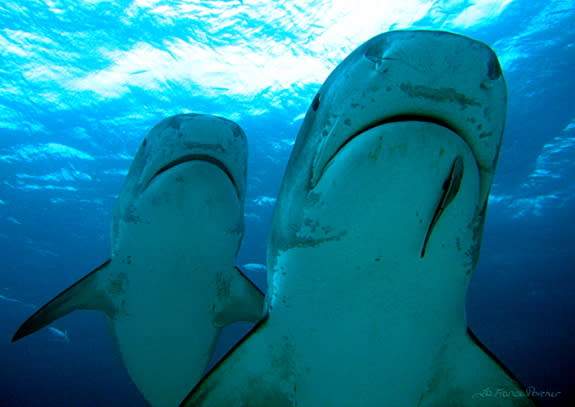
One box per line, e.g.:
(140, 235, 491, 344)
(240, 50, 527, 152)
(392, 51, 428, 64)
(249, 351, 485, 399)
(306, 31, 505, 206)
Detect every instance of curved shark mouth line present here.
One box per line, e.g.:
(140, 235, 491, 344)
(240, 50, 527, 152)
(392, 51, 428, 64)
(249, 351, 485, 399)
(146, 154, 239, 197)
(314, 114, 471, 258)
(317, 114, 462, 181)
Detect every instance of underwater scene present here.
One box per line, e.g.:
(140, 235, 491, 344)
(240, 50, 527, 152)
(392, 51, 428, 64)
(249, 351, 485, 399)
(1, 0, 574, 406)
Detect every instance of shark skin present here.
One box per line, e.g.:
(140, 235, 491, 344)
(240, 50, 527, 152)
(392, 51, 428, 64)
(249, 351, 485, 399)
(12, 114, 265, 407)
(180, 32, 536, 407)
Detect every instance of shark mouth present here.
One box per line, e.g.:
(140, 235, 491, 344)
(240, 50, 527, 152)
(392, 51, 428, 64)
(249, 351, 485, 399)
(144, 154, 239, 197)
(312, 114, 464, 186)
(311, 113, 471, 259)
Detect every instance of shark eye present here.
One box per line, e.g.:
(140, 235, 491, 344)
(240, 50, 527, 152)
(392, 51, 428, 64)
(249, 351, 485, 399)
(142, 139, 147, 148)
(311, 93, 321, 111)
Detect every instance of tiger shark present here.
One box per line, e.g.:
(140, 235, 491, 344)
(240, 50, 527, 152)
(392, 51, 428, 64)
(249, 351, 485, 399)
(181, 31, 536, 406)
(12, 114, 265, 407)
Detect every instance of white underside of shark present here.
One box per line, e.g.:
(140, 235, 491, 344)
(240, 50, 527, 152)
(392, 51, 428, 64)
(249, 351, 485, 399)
(13, 114, 264, 407)
(180, 31, 537, 407)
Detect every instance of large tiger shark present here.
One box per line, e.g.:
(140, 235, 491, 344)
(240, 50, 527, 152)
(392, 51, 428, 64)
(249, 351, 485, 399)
(181, 31, 536, 406)
(12, 114, 265, 407)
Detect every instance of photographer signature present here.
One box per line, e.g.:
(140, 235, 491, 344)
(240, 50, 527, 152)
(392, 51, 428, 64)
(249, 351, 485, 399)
(472, 386, 561, 399)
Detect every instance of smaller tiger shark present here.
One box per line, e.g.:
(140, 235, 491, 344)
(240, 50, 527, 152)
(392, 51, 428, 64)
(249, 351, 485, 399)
(12, 114, 265, 407)
(181, 31, 536, 407)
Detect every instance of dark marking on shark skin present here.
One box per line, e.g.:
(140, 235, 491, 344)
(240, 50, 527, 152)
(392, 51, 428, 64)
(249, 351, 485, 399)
(227, 219, 244, 237)
(166, 113, 201, 130)
(303, 218, 320, 233)
(210, 115, 247, 138)
(273, 216, 347, 252)
(306, 191, 323, 206)
(106, 272, 131, 298)
(291, 229, 348, 249)
(417, 337, 453, 407)
(400, 83, 480, 109)
(215, 272, 232, 301)
(456, 237, 462, 252)
(269, 335, 297, 389)
(123, 205, 145, 224)
(465, 201, 488, 272)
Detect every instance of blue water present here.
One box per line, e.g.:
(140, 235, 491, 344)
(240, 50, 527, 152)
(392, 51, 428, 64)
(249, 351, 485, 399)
(1, 0, 574, 406)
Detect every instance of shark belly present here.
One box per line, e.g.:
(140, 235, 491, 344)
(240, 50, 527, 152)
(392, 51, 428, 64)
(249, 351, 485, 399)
(268, 122, 480, 406)
(112, 161, 242, 407)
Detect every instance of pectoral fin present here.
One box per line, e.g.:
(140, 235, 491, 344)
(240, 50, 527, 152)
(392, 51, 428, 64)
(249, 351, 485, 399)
(180, 318, 294, 407)
(420, 156, 464, 258)
(418, 329, 538, 407)
(212, 266, 265, 327)
(12, 260, 115, 342)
